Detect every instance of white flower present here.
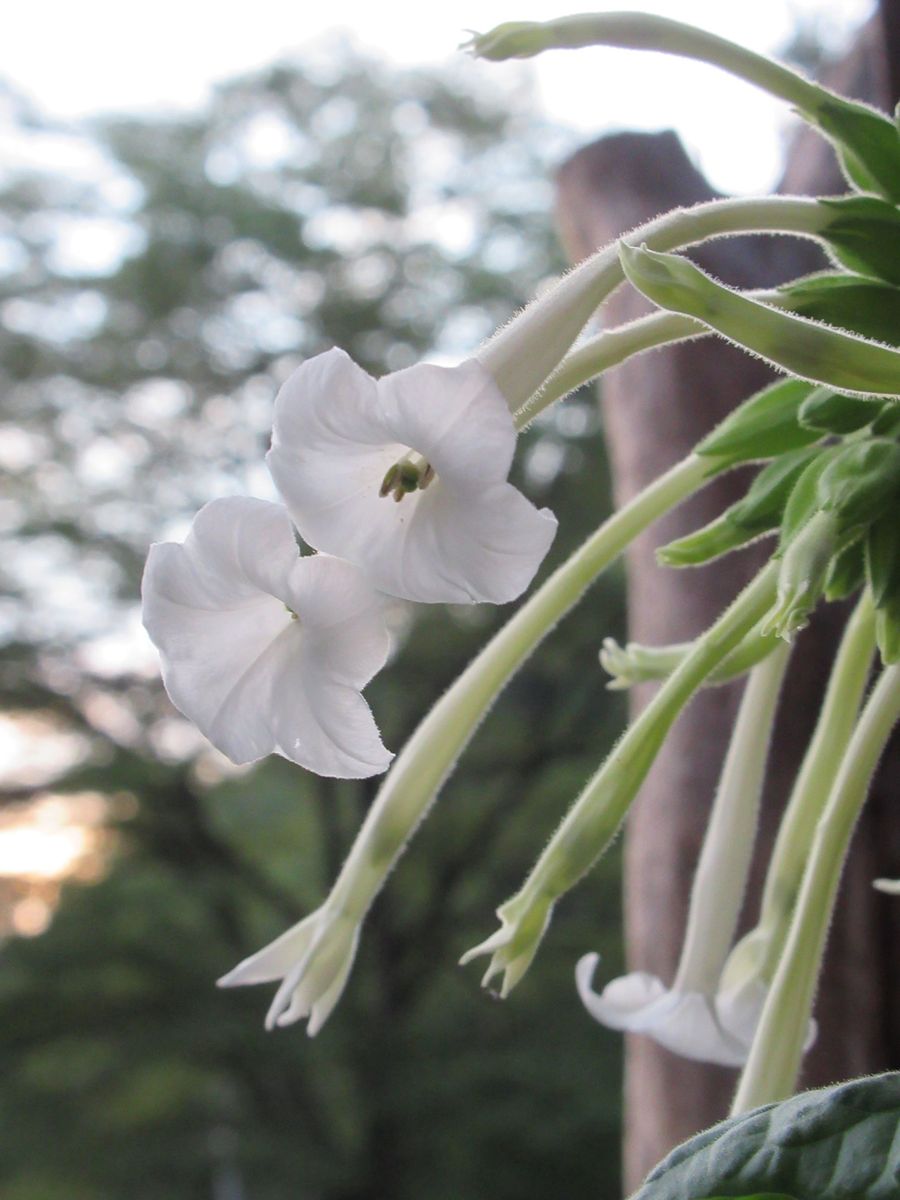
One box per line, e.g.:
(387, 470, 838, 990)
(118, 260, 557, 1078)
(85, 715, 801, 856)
(575, 955, 764, 1067)
(266, 349, 557, 604)
(141, 496, 392, 778)
(218, 904, 359, 1035)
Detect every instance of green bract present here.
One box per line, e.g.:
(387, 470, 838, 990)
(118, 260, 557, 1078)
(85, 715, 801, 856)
(632, 1073, 900, 1200)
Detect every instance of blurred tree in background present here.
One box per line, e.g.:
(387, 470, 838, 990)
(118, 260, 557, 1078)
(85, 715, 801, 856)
(0, 43, 626, 1200)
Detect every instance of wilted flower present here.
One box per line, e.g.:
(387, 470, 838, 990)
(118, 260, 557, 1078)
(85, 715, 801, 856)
(266, 349, 557, 605)
(142, 496, 392, 778)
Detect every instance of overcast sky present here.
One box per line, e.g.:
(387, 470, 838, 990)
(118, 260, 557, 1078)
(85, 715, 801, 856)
(1, 0, 876, 192)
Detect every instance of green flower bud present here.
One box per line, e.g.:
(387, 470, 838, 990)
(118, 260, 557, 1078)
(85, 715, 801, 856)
(764, 509, 839, 640)
(619, 243, 900, 398)
(817, 439, 900, 531)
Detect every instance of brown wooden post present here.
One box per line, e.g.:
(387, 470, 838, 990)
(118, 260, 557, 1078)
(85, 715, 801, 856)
(554, 16, 899, 1190)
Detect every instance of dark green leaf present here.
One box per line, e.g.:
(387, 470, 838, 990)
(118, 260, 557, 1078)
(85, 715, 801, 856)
(816, 102, 900, 203)
(632, 1072, 900, 1200)
(696, 379, 819, 462)
(824, 535, 865, 601)
(729, 446, 825, 535)
(870, 404, 900, 439)
(867, 510, 900, 662)
(779, 273, 900, 346)
(875, 601, 900, 664)
(821, 196, 900, 286)
(798, 388, 883, 433)
(817, 439, 900, 529)
(866, 512, 900, 607)
(657, 514, 759, 568)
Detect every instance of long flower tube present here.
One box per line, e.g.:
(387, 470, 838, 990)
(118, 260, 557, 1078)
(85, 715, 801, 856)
(461, 561, 778, 997)
(514, 310, 708, 428)
(732, 658, 900, 1113)
(619, 244, 900, 399)
(477, 196, 829, 415)
(577, 642, 791, 1066)
(467, 13, 900, 203)
(721, 591, 877, 995)
(516, 292, 787, 427)
(221, 452, 716, 1029)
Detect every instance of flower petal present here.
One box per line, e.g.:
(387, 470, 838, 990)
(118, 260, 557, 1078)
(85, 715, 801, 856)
(575, 956, 750, 1067)
(377, 358, 516, 487)
(268, 351, 556, 603)
(269, 636, 393, 777)
(142, 496, 391, 776)
(285, 554, 390, 687)
(412, 482, 557, 604)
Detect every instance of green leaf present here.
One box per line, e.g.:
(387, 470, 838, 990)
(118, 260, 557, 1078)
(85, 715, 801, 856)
(779, 272, 900, 346)
(820, 197, 900, 287)
(815, 101, 900, 203)
(870, 404, 900, 439)
(817, 439, 900, 530)
(866, 513, 900, 664)
(729, 446, 824, 535)
(696, 1195, 799, 1200)
(696, 379, 819, 463)
(631, 1072, 900, 1200)
(825, 536, 865, 602)
(798, 387, 883, 434)
(657, 514, 759, 568)
(866, 512, 900, 607)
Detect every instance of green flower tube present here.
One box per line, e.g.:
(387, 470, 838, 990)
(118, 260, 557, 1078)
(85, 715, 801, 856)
(619, 243, 900, 399)
(721, 591, 876, 995)
(222, 453, 721, 1032)
(466, 13, 900, 203)
(461, 562, 778, 997)
(475, 195, 830, 417)
(732, 658, 900, 1112)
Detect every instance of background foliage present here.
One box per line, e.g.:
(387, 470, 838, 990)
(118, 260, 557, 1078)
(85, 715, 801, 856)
(0, 44, 627, 1199)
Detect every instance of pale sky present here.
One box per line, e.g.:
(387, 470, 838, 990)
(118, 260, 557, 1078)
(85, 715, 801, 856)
(1, 0, 876, 193)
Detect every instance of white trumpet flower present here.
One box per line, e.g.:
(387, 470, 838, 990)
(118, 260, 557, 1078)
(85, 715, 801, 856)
(266, 349, 557, 605)
(141, 496, 392, 778)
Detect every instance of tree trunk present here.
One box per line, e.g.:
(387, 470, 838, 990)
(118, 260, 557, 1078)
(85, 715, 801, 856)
(554, 14, 899, 1190)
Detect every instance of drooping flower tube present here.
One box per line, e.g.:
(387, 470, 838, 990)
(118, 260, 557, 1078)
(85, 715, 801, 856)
(460, 563, 778, 998)
(576, 642, 791, 1066)
(141, 496, 392, 779)
(266, 349, 558, 605)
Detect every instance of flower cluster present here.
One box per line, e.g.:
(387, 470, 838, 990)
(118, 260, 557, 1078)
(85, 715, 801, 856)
(140, 15, 900, 1115)
(142, 350, 557, 778)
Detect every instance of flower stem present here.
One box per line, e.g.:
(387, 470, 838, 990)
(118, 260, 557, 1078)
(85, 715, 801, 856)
(732, 658, 900, 1114)
(325, 453, 715, 920)
(728, 591, 877, 986)
(479, 196, 828, 414)
(672, 642, 791, 995)
(514, 562, 778, 912)
(471, 14, 823, 110)
(514, 310, 707, 429)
